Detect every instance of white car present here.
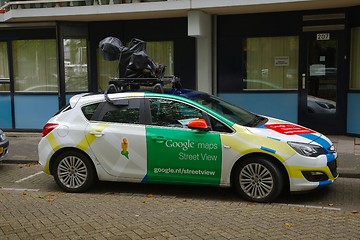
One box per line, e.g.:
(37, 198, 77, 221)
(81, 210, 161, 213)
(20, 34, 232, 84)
(0, 129, 9, 161)
(38, 80, 338, 202)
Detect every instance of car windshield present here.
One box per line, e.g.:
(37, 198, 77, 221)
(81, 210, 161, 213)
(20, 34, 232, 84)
(191, 94, 266, 127)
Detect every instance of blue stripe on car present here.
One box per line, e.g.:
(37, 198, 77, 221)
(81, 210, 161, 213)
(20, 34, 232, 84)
(260, 146, 276, 154)
(318, 180, 332, 187)
(267, 136, 281, 141)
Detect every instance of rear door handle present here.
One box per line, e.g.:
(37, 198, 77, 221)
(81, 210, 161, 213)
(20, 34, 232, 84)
(90, 131, 104, 137)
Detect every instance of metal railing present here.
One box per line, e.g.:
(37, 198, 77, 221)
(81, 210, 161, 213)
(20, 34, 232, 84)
(0, 0, 167, 12)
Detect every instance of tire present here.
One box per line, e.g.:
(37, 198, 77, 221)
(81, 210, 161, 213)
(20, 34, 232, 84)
(233, 156, 283, 203)
(53, 150, 96, 193)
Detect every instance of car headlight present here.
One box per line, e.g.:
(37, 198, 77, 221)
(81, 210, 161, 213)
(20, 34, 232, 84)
(315, 101, 335, 109)
(0, 132, 6, 141)
(287, 141, 326, 157)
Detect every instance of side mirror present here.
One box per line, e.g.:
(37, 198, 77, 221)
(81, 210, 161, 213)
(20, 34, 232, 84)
(187, 119, 210, 131)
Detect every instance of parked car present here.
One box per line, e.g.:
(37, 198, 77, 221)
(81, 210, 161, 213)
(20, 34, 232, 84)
(307, 95, 336, 114)
(38, 79, 338, 203)
(0, 129, 9, 161)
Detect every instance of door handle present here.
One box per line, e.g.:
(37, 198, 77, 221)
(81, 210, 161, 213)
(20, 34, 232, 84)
(302, 73, 306, 89)
(223, 145, 231, 149)
(152, 136, 166, 143)
(90, 131, 104, 137)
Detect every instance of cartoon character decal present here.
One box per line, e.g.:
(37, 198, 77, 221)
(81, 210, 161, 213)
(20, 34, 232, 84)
(121, 137, 129, 159)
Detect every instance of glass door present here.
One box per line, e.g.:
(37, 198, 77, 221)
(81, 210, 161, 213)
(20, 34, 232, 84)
(299, 31, 346, 134)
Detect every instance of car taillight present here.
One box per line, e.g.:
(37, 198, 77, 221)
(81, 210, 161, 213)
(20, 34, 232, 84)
(42, 123, 59, 137)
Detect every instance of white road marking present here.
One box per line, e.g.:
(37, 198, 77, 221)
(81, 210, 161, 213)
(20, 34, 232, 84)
(15, 171, 44, 183)
(0, 188, 39, 192)
(281, 203, 341, 211)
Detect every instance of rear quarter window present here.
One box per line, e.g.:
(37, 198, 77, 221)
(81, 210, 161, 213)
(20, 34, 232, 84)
(82, 103, 100, 120)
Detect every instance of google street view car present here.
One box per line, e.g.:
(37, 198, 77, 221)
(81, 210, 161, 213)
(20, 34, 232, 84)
(0, 129, 9, 161)
(38, 37, 338, 203)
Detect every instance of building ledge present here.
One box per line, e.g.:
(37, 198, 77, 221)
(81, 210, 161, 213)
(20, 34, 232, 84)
(1, 0, 360, 23)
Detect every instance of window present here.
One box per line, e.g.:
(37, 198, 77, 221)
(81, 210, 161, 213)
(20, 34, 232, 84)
(97, 49, 118, 92)
(146, 41, 174, 76)
(243, 36, 299, 90)
(13, 40, 58, 92)
(149, 98, 203, 128)
(0, 42, 10, 92)
(64, 39, 88, 92)
(97, 41, 174, 91)
(192, 94, 257, 127)
(350, 27, 360, 89)
(101, 99, 141, 124)
(82, 103, 100, 120)
(208, 116, 233, 133)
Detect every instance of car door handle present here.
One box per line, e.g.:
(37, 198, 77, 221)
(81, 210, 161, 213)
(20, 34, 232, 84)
(90, 131, 104, 137)
(152, 136, 166, 143)
(223, 145, 231, 149)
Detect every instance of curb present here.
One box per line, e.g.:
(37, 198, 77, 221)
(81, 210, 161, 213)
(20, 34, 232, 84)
(1, 159, 38, 165)
(6, 132, 42, 138)
(338, 173, 360, 179)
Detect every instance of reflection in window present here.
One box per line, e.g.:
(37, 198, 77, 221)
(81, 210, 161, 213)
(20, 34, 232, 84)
(243, 36, 298, 90)
(13, 40, 58, 92)
(350, 27, 360, 89)
(64, 39, 88, 92)
(97, 41, 174, 91)
(0, 42, 10, 92)
(149, 98, 202, 128)
(101, 100, 140, 124)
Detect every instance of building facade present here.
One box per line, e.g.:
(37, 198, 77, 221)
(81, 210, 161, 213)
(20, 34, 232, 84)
(1, 0, 360, 136)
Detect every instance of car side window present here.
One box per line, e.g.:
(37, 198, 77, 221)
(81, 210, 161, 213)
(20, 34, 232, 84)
(208, 115, 233, 133)
(149, 98, 203, 128)
(82, 103, 100, 120)
(101, 99, 141, 124)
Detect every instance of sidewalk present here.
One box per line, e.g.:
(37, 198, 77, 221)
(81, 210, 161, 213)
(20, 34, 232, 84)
(328, 135, 360, 178)
(2, 132, 360, 178)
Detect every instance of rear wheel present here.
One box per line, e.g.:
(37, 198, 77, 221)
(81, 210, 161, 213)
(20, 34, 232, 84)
(53, 150, 96, 193)
(233, 156, 283, 203)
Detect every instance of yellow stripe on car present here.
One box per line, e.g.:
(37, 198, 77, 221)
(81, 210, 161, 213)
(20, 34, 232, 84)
(78, 123, 110, 151)
(47, 132, 60, 152)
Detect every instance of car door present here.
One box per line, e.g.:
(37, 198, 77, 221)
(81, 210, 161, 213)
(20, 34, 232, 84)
(85, 98, 148, 181)
(145, 97, 222, 185)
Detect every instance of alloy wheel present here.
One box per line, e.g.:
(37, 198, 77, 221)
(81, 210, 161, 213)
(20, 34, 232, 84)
(239, 163, 274, 199)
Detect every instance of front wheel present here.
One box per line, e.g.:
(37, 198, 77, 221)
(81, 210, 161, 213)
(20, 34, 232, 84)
(233, 157, 283, 203)
(53, 150, 96, 193)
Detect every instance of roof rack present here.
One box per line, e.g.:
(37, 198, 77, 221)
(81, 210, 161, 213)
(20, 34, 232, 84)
(104, 76, 182, 105)
(108, 75, 182, 93)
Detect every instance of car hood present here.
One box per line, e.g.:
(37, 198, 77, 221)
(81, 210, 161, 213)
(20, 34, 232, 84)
(245, 117, 325, 144)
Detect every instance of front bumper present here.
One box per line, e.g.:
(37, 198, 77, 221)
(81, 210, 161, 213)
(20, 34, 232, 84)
(286, 154, 338, 192)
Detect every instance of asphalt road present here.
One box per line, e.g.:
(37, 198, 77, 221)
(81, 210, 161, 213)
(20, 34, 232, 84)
(0, 163, 359, 239)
